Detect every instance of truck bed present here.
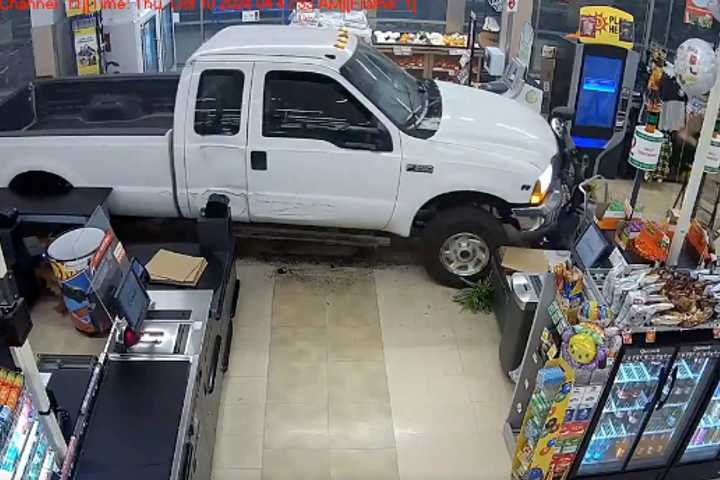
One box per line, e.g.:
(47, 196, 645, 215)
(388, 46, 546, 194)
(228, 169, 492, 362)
(0, 74, 180, 136)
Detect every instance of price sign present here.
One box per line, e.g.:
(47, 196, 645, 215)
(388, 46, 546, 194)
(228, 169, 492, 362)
(507, 0, 519, 12)
(242, 10, 260, 22)
(392, 46, 413, 56)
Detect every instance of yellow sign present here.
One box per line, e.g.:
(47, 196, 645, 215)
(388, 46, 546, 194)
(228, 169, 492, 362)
(73, 24, 100, 75)
(578, 6, 634, 50)
(65, 0, 100, 18)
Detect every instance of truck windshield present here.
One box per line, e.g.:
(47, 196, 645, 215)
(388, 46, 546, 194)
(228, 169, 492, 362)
(340, 43, 440, 138)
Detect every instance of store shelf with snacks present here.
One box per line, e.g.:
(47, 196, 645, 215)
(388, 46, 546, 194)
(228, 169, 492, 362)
(18, 430, 47, 480)
(374, 43, 483, 84)
(512, 359, 576, 480)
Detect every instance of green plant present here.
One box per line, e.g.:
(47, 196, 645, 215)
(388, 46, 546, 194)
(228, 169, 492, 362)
(452, 278, 494, 314)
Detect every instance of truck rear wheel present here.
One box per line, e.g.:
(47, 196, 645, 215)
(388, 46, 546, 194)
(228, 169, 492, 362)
(422, 206, 506, 288)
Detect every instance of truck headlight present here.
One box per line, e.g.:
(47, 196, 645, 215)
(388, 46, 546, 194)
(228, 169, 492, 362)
(530, 165, 553, 205)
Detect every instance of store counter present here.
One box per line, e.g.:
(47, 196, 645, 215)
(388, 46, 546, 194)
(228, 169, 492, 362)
(0, 188, 112, 227)
(73, 290, 218, 480)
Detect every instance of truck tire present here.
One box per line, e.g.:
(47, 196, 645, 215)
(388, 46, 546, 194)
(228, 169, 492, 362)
(422, 206, 506, 288)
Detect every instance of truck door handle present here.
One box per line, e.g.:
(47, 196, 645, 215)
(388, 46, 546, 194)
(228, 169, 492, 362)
(251, 151, 267, 171)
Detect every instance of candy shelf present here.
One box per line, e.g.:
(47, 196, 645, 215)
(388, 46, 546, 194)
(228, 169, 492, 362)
(0, 389, 29, 469)
(12, 422, 38, 480)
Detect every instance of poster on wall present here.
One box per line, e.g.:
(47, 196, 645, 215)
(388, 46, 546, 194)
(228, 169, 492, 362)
(73, 21, 100, 76)
(685, 0, 714, 27)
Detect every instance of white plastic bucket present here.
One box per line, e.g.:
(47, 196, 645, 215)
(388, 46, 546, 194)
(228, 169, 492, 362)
(47, 227, 107, 334)
(628, 127, 664, 171)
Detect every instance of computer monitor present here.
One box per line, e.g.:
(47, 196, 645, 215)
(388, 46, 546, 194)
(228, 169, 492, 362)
(574, 223, 611, 270)
(114, 266, 150, 331)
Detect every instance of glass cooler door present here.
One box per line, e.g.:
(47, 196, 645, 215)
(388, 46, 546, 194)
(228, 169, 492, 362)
(626, 346, 720, 471)
(680, 381, 720, 464)
(578, 347, 675, 476)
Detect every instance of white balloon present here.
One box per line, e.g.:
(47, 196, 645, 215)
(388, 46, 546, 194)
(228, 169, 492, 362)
(674, 38, 718, 98)
(709, 0, 720, 20)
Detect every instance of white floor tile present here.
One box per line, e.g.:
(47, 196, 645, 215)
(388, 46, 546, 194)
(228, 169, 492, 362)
(396, 432, 509, 480)
(212, 468, 262, 480)
(222, 376, 268, 405)
(391, 399, 478, 435)
(214, 431, 264, 469)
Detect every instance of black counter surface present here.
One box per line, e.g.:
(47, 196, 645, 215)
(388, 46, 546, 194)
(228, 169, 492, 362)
(0, 188, 111, 219)
(73, 360, 189, 480)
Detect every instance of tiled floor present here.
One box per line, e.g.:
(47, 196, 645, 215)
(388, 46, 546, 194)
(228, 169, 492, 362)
(211, 262, 513, 480)
(29, 260, 515, 479)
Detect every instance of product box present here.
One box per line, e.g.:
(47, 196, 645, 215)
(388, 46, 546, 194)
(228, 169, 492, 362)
(479, 31, 499, 47)
(542, 45, 557, 58)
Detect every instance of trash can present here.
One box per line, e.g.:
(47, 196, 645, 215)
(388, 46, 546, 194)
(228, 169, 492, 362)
(497, 273, 544, 377)
(47, 227, 112, 335)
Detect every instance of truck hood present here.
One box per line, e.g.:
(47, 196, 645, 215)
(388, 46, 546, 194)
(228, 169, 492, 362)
(429, 81, 558, 169)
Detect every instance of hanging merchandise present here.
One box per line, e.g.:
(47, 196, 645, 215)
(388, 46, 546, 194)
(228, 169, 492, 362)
(675, 39, 718, 98)
(650, 134, 672, 182)
(73, 19, 101, 76)
(488, 0, 504, 13)
(686, 0, 715, 27)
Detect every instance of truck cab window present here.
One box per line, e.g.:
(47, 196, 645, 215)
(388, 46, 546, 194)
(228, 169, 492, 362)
(263, 71, 392, 152)
(194, 70, 244, 136)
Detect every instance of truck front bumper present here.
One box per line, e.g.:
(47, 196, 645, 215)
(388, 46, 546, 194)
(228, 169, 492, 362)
(509, 185, 569, 240)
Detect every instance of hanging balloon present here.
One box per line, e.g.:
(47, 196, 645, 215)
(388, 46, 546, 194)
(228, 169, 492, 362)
(709, 0, 720, 21)
(675, 38, 718, 98)
(706, 138, 720, 174)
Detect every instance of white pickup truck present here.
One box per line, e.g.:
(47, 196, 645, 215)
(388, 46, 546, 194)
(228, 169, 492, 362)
(0, 25, 565, 287)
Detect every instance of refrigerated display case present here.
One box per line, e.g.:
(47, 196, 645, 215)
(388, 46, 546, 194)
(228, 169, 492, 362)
(571, 342, 720, 479)
(679, 383, 720, 464)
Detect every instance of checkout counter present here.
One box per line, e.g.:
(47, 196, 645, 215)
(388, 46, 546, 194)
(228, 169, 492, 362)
(0, 193, 238, 480)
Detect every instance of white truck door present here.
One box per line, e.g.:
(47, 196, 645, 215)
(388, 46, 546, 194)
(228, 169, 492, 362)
(183, 61, 252, 220)
(246, 62, 402, 230)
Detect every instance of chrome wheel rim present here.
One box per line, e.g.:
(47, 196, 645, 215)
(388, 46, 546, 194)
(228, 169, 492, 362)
(439, 233, 489, 277)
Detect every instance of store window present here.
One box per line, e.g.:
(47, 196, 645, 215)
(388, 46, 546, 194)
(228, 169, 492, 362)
(194, 70, 244, 136)
(263, 70, 392, 152)
(0, 9, 34, 101)
(375, 0, 449, 32)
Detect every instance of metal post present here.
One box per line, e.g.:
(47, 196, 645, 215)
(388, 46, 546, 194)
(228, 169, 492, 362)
(642, 0, 655, 57)
(0, 244, 67, 468)
(199, 0, 205, 41)
(664, 0, 674, 48)
(629, 169, 643, 210)
(668, 51, 720, 265)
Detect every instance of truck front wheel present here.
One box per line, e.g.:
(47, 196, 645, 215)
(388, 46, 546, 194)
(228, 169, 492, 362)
(422, 206, 506, 288)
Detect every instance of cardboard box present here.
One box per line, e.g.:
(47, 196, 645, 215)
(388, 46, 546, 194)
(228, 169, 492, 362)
(499, 247, 571, 274)
(479, 31, 499, 48)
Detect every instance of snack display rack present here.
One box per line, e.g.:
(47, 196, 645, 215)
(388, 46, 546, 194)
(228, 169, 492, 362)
(512, 358, 575, 480)
(505, 261, 720, 480)
(0, 370, 54, 480)
(373, 43, 482, 83)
